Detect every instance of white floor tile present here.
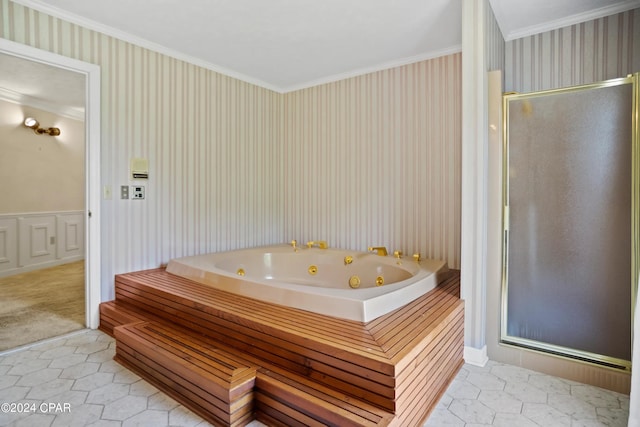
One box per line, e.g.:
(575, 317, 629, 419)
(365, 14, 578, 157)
(448, 399, 495, 424)
(101, 394, 148, 421)
(0, 329, 630, 427)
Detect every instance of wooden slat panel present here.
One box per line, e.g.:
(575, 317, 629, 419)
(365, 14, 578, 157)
(305, 367, 395, 411)
(118, 271, 390, 358)
(169, 275, 380, 343)
(114, 269, 463, 408)
(255, 396, 317, 427)
(392, 300, 464, 375)
(256, 370, 393, 427)
(392, 315, 464, 426)
(255, 395, 317, 427)
(116, 341, 243, 416)
(259, 369, 392, 425)
(367, 275, 461, 343)
(372, 289, 460, 351)
(105, 268, 464, 425)
(114, 276, 400, 409)
(118, 269, 464, 372)
(99, 301, 148, 336)
(115, 283, 329, 371)
(123, 271, 379, 344)
(115, 273, 396, 375)
(119, 322, 257, 400)
(114, 322, 257, 425)
(396, 309, 464, 388)
(173, 327, 399, 415)
(391, 359, 464, 427)
(397, 325, 464, 414)
(386, 299, 462, 369)
(115, 343, 252, 426)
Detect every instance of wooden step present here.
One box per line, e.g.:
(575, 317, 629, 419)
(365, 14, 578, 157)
(114, 321, 257, 427)
(99, 300, 149, 336)
(255, 368, 394, 427)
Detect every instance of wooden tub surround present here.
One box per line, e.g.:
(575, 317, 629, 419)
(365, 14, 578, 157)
(100, 267, 464, 426)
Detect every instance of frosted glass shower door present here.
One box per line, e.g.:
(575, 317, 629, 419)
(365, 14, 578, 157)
(502, 76, 638, 369)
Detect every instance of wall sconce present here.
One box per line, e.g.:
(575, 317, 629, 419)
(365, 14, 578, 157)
(23, 117, 61, 136)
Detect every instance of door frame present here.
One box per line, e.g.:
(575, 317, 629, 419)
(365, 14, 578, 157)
(0, 38, 101, 328)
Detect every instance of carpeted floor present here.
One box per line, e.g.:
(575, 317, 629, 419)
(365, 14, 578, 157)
(0, 261, 85, 351)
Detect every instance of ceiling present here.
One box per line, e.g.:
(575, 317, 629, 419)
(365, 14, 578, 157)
(0, 52, 85, 119)
(1, 0, 639, 112)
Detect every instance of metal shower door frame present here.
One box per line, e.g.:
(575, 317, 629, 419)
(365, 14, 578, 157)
(501, 73, 639, 371)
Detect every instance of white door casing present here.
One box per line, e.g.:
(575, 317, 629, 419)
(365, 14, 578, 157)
(0, 38, 101, 329)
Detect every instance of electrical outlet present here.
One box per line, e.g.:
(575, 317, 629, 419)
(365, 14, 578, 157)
(120, 185, 129, 199)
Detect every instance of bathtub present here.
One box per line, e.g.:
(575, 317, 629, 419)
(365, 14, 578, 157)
(166, 244, 447, 322)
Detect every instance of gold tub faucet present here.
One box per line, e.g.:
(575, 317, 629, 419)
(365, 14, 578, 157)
(307, 240, 329, 249)
(368, 246, 388, 256)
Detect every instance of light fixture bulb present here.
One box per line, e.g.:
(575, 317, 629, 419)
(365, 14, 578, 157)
(23, 117, 61, 136)
(24, 117, 39, 129)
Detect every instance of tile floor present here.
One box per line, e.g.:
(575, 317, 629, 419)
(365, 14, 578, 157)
(0, 329, 630, 427)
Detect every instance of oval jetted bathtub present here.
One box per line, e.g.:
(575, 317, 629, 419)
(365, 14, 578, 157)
(166, 244, 447, 322)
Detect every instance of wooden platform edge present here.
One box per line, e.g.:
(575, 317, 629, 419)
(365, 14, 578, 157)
(103, 268, 464, 426)
(114, 321, 257, 427)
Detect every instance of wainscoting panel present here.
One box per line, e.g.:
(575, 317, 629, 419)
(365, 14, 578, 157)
(0, 211, 84, 278)
(56, 212, 84, 259)
(19, 215, 56, 267)
(0, 217, 17, 271)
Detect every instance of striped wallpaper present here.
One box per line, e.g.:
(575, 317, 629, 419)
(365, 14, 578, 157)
(485, 0, 505, 73)
(1, 1, 463, 299)
(283, 55, 462, 267)
(505, 8, 640, 92)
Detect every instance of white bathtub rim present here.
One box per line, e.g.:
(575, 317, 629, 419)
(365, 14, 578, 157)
(166, 245, 447, 322)
(168, 248, 443, 299)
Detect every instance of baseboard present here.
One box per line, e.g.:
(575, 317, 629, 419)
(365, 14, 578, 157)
(464, 345, 489, 367)
(0, 256, 84, 279)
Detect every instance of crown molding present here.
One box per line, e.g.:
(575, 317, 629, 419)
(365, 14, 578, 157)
(504, 0, 640, 41)
(0, 86, 85, 120)
(281, 45, 462, 94)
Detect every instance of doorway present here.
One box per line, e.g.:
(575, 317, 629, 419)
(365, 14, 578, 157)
(0, 39, 101, 348)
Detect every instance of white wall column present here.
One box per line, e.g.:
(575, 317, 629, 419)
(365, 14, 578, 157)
(460, 0, 489, 366)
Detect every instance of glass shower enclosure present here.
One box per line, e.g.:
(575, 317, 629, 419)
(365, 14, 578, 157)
(502, 74, 639, 370)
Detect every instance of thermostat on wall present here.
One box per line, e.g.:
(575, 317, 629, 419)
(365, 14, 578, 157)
(131, 158, 149, 179)
(131, 186, 145, 199)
